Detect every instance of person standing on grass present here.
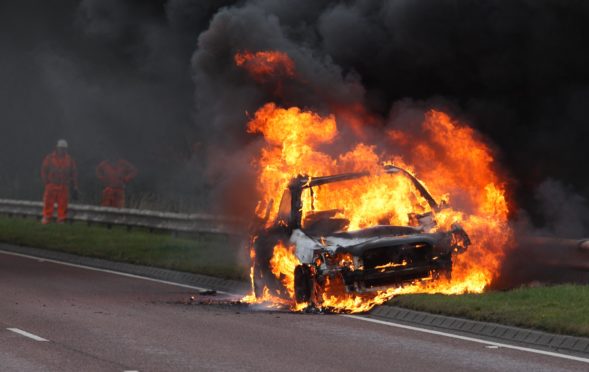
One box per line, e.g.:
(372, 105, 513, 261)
(96, 157, 138, 208)
(41, 139, 79, 224)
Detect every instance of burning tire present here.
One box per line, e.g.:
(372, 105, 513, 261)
(294, 264, 314, 303)
(252, 261, 266, 298)
(433, 267, 452, 281)
(252, 232, 291, 299)
(252, 253, 284, 298)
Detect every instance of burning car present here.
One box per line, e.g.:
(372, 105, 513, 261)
(252, 164, 471, 308)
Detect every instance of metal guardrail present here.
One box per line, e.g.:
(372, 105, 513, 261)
(2, 199, 589, 273)
(0, 199, 238, 234)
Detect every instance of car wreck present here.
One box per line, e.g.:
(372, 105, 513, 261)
(252, 165, 471, 307)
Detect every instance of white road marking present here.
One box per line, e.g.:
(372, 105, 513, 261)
(7, 328, 48, 342)
(486, 345, 500, 349)
(3, 248, 589, 363)
(343, 315, 589, 364)
(0, 250, 232, 295)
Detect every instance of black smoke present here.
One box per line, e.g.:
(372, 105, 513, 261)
(1, 0, 589, 226)
(0, 0, 235, 210)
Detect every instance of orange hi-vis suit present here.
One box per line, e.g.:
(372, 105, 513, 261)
(41, 152, 78, 223)
(96, 159, 138, 208)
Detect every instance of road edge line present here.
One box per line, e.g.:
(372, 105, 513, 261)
(343, 315, 589, 364)
(0, 249, 232, 295)
(3, 245, 588, 362)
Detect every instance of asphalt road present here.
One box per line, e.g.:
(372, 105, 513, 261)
(0, 252, 587, 372)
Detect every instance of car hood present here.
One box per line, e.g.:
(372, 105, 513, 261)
(291, 226, 445, 263)
(333, 233, 443, 257)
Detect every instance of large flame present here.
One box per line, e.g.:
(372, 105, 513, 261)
(238, 51, 513, 313)
(385, 111, 511, 294)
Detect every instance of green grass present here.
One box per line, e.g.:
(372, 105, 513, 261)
(2, 216, 588, 337)
(389, 285, 589, 337)
(0, 217, 248, 280)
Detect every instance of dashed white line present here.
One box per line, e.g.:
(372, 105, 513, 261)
(343, 315, 589, 364)
(7, 328, 49, 342)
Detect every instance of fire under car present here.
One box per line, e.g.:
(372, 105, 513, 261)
(252, 165, 471, 306)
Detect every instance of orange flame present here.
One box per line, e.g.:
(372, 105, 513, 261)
(235, 50, 295, 83)
(384, 110, 512, 294)
(241, 103, 513, 312)
(269, 242, 299, 299)
(237, 51, 513, 313)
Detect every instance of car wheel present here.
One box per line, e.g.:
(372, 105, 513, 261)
(442, 268, 452, 281)
(294, 264, 314, 303)
(433, 267, 452, 282)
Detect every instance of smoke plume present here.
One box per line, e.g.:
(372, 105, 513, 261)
(2, 1, 589, 231)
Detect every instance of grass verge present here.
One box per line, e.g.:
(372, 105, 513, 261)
(2, 216, 588, 337)
(0, 216, 248, 280)
(389, 285, 589, 337)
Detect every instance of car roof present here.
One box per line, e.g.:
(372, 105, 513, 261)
(289, 165, 439, 211)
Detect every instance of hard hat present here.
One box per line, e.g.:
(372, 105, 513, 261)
(57, 139, 68, 148)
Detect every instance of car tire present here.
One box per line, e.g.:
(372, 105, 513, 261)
(294, 264, 314, 303)
(433, 267, 452, 282)
(253, 261, 265, 298)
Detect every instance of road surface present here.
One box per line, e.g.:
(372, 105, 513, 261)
(0, 251, 586, 371)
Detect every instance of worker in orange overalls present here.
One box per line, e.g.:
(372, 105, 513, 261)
(96, 158, 138, 208)
(41, 139, 79, 224)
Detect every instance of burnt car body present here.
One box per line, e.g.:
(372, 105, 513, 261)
(252, 165, 470, 305)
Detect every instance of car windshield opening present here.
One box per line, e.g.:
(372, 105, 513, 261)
(301, 173, 433, 233)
